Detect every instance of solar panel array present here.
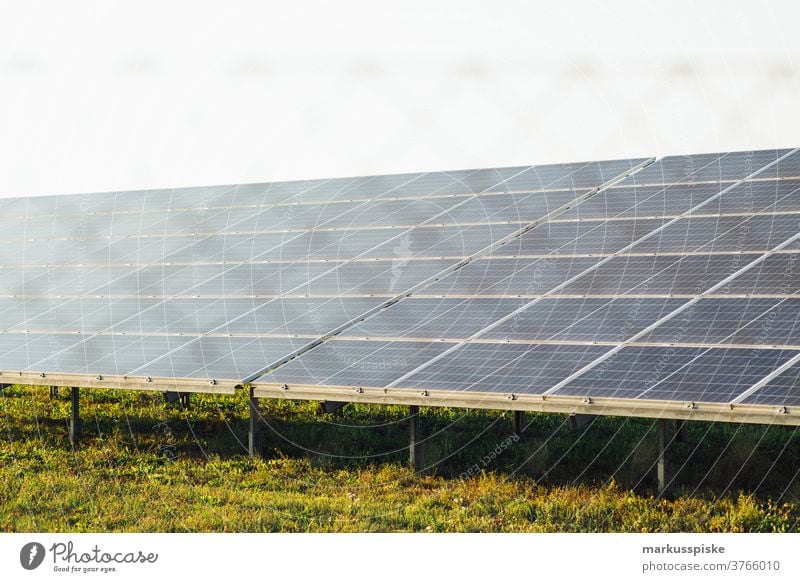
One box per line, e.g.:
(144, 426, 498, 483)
(0, 159, 643, 387)
(3, 149, 800, 420)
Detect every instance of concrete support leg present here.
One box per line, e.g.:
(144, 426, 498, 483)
(513, 410, 525, 437)
(657, 418, 673, 497)
(69, 387, 80, 446)
(409, 405, 422, 472)
(248, 387, 259, 458)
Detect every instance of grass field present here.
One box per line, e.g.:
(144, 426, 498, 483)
(1, 384, 799, 532)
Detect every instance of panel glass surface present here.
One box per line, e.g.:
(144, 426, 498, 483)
(0, 333, 194, 376)
(556, 183, 725, 221)
(701, 179, 800, 215)
(421, 257, 603, 297)
(627, 150, 791, 186)
(393, 343, 613, 393)
(553, 346, 798, 403)
(740, 364, 800, 406)
(490, 218, 666, 256)
(556, 254, 800, 297)
(267, 340, 455, 387)
(481, 297, 685, 342)
(127, 336, 312, 380)
(639, 298, 800, 346)
(629, 214, 800, 254)
(344, 298, 528, 339)
(0, 297, 382, 336)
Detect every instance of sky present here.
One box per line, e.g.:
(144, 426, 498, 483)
(1, 0, 799, 198)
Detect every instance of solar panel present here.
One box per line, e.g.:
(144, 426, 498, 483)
(254, 148, 800, 426)
(637, 298, 800, 346)
(488, 218, 667, 257)
(419, 257, 604, 297)
(0, 157, 648, 388)
(627, 214, 800, 254)
(739, 364, 800, 406)
(6, 148, 800, 428)
(551, 346, 800, 403)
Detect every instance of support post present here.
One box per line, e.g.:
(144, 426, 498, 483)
(248, 387, 259, 458)
(69, 387, 80, 446)
(409, 405, 422, 472)
(49, 386, 59, 399)
(675, 419, 688, 443)
(656, 418, 673, 497)
(569, 413, 596, 431)
(513, 410, 525, 437)
(180, 392, 190, 410)
(320, 400, 349, 414)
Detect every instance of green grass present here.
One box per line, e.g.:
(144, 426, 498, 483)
(1, 384, 799, 532)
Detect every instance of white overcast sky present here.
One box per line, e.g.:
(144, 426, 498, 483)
(1, 0, 799, 198)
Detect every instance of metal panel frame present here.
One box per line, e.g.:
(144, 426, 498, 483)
(0, 370, 238, 394)
(250, 382, 800, 426)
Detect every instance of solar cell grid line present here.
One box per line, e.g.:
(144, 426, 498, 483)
(339, 297, 686, 345)
(0, 221, 525, 268)
(0, 156, 656, 243)
(637, 298, 800, 347)
(730, 350, 800, 405)
(6, 170, 444, 257)
(550, 347, 800, 404)
(1, 169, 442, 373)
(0, 170, 445, 223)
(0, 173, 378, 306)
(556, 154, 800, 223)
(302, 299, 800, 409)
(133, 159, 652, 383)
(4, 153, 792, 402)
(487, 218, 668, 258)
(426, 158, 800, 298)
(548, 297, 800, 402)
(552, 253, 800, 298)
(1, 297, 388, 337)
(3, 160, 628, 244)
(620, 149, 794, 187)
(698, 178, 800, 217)
(481, 297, 687, 344)
(230, 158, 653, 383)
(634, 347, 796, 403)
(260, 153, 792, 388)
(0, 169, 632, 260)
(370, 262, 792, 394)
(549, 214, 800, 258)
(380, 148, 799, 389)
(738, 364, 800, 406)
(3, 159, 612, 278)
(542, 231, 800, 397)
(617, 214, 800, 256)
(32, 168, 632, 223)
(53, 163, 576, 379)
(0, 194, 588, 268)
(0, 177, 490, 222)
